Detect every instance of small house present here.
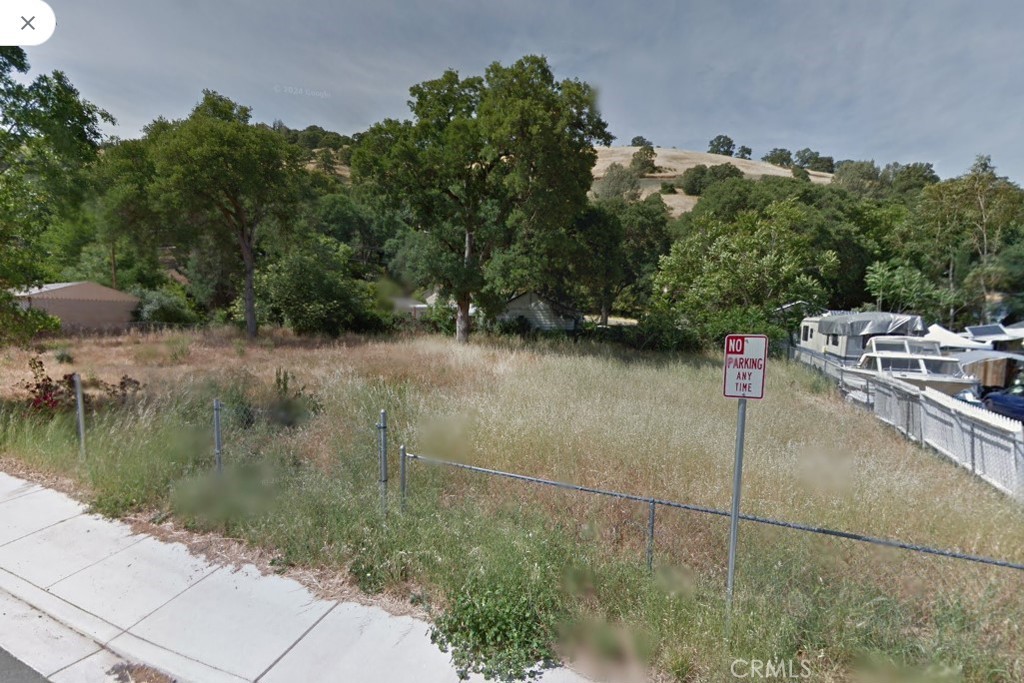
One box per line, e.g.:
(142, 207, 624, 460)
(13, 282, 140, 331)
(797, 311, 926, 364)
(391, 296, 428, 320)
(497, 292, 581, 332)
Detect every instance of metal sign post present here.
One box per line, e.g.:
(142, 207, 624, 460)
(726, 396, 747, 607)
(721, 334, 768, 620)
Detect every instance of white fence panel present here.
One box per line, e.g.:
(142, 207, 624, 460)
(921, 389, 1023, 496)
(872, 376, 922, 441)
(794, 351, 1024, 497)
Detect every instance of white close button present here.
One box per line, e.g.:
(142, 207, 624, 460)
(0, 0, 56, 46)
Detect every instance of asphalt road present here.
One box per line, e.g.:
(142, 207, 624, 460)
(0, 646, 48, 683)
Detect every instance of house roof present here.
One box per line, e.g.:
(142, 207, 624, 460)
(16, 282, 82, 296)
(506, 291, 580, 319)
(12, 281, 140, 303)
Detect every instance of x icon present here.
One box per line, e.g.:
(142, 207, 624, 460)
(21, 16, 36, 30)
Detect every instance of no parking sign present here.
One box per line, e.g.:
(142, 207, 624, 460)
(721, 333, 768, 618)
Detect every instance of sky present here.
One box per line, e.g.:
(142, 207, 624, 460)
(20, 0, 1024, 182)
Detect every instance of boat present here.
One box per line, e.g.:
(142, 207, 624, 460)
(845, 336, 979, 395)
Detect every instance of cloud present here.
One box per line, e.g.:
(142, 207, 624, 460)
(24, 0, 1024, 181)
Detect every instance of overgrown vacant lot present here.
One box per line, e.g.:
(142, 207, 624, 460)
(2, 330, 1023, 682)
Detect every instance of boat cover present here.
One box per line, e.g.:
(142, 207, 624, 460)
(816, 312, 926, 337)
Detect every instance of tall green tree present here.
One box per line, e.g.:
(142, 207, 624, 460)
(0, 47, 112, 343)
(150, 91, 307, 338)
(652, 199, 837, 343)
(569, 204, 625, 325)
(905, 156, 1024, 323)
(352, 56, 611, 342)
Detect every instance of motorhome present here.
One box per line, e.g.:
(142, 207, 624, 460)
(796, 311, 927, 365)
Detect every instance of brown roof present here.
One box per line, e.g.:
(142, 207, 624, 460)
(14, 281, 140, 303)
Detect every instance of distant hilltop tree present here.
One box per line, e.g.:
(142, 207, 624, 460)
(708, 134, 736, 156)
(761, 148, 793, 167)
(794, 148, 835, 173)
(736, 145, 752, 160)
(630, 135, 653, 147)
(629, 144, 657, 175)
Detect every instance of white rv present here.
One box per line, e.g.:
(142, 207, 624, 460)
(796, 311, 927, 365)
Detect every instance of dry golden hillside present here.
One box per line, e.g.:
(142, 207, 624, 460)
(331, 146, 834, 218)
(594, 146, 833, 217)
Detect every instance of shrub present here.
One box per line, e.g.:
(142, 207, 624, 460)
(260, 237, 391, 337)
(431, 570, 561, 682)
(678, 165, 708, 195)
(660, 181, 677, 194)
(20, 357, 141, 413)
(135, 286, 199, 325)
(54, 347, 74, 364)
(421, 302, 457, 336)
(267, 368, 321, 428)
(23, 357, 77, 412)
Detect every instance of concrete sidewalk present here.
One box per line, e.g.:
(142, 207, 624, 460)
(0, 472, 589, 683)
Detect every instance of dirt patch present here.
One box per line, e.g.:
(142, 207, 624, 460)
(0, 456, 91, 500)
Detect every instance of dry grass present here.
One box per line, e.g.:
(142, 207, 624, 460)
(2, 329, 1023, 681)
(5, 330, 1023, 574)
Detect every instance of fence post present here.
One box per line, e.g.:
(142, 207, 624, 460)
(400, 445, 407, 512)
(646, 499, 656, 572)
(378, 410, 388, 518)
(73, 373, 86, 460)
(970, 421, 976, 474)
(213, 398, 223, 476)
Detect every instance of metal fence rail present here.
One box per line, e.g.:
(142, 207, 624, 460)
(399, 451, 1024, 573)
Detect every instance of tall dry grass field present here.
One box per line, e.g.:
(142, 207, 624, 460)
(2, 329, 1022, 681)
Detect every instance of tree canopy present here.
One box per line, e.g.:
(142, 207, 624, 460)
(148, 91, 308, 338)
(0, 47, 112, 343)
(352, 55, 611, 342)
(708, 134, 736, 156)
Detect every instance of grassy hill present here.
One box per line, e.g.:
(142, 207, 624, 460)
(594, 146, 834, 216)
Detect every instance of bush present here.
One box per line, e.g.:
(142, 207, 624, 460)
(135, 286, 198, 325)
(20, 357, 141, 413)
(431, 570, 561, 682)
(659, 181, 677, 194)
(260, 237, 391, 337)
(678, 165, 708, 195)
(421, 302, 457, 336)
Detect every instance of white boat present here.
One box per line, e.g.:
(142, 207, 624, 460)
(846, 336, 978, 395)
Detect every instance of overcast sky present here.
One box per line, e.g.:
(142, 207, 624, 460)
(22, 0, 1024, 182)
